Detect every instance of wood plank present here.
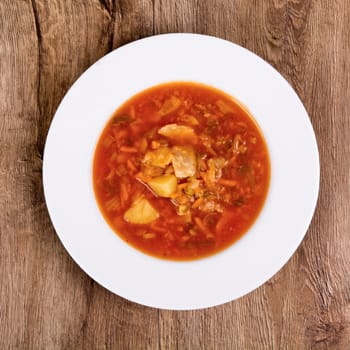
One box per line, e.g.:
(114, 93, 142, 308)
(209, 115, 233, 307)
(0, 0, 157, 348)
(0, 1, 43, 348)
(292, 0, 350, 348)
(155, 0, 350, 349)
(112, 0, 154, 47)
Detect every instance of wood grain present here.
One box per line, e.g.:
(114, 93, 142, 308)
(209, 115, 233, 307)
(1, 0, 349, 349)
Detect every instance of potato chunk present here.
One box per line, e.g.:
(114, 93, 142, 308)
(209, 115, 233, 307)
(147, 174, 177, 197)
(158, 124, 196, 142)
(143, 147, 172, 168)
(172, 145, 197, 178)
(124, 197, 159, 224)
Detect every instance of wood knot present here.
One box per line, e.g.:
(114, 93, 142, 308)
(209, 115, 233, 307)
(306, 320, 345, 348)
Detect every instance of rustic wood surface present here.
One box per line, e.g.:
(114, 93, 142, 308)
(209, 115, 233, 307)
(1, 0, 349, 349)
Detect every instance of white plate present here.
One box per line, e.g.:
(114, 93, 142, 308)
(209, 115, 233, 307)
(43, 33, 319, 310)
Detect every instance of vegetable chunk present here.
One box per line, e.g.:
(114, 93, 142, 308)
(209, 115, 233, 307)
(158, 123, 197, 142)
(147, 174, 177, 197)
(172, 145, 197, 178)
(124, 197, 159, 224)
(143, 147, 172, 168)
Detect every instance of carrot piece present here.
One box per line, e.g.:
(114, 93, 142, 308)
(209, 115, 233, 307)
(120, 146, 138, 153)
(129, 105, 136, 119)
(177, 183, 188, 190)
(227, 153, 237, 165)
(138, 138, 148, 153)
(104, 169, 115, 182)
(194, 217, 210, 234)
(143, 232, 156, 239)
(105, 196, 120, 212)
(191, 197, 203, 209)
(120, 182, 129, 206)
(127, 159, 137, 172)
(113, 128, 127, 140)
(218, 178, 238, 187)
(216, 211, 235, 233)
(151, 140, 161, 149)
(150, 224, 168, 234)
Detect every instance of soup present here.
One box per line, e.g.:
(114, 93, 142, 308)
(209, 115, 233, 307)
(93, 82, 270, 260)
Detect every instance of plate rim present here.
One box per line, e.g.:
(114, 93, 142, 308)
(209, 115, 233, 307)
(43, 33, 320, 310)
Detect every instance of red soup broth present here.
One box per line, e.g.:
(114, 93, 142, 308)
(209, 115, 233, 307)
(93, 82, 270, 260)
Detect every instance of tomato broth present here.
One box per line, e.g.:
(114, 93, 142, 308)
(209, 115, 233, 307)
(93, 82, 270, 260)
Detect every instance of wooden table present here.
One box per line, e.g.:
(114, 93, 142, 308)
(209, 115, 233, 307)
(1, 1, 349, 348)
